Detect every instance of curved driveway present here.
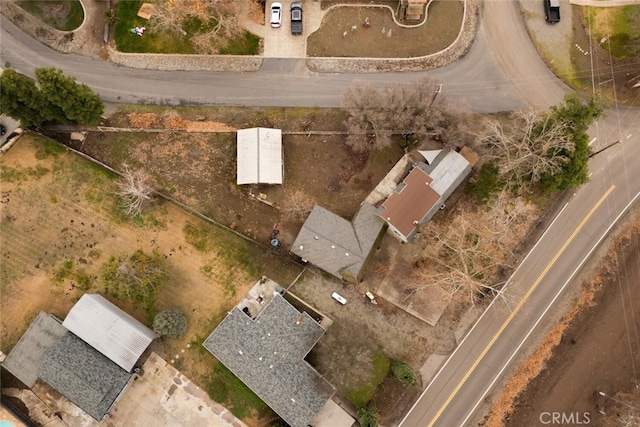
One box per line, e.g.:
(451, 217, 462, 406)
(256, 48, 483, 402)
(0, 0, 565, 113)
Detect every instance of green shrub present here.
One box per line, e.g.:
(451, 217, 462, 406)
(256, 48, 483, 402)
(391, 361, 417, 386)
(101, 249, 166, 306)
(357, 406, 378, 427)
(153, 308, 187, 338)
(466, 161, 503, 204)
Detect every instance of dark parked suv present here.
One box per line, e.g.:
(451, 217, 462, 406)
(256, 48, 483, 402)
(290, 2, 303, 35)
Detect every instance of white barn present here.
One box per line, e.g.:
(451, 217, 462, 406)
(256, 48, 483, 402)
(62, 294, 158, 372)
(237, 127, 283, 185)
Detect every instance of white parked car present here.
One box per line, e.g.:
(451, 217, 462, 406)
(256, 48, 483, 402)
(270, 2, 282, 28)
(331, 292, 347, 305)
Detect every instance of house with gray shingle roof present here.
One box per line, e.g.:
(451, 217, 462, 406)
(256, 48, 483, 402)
(291, 202, 385, 282)
(38, 332, 132, 420)
(2, 312, 132, 421)
(2, 294, 156, 421)
(203, 293, 335, 427)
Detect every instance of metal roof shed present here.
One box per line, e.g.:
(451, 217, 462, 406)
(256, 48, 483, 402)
(237, 127, 283, 185)
(62, 294, 157, 372)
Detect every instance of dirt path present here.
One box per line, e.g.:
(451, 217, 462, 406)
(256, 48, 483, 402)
(505, 211, 640, 426)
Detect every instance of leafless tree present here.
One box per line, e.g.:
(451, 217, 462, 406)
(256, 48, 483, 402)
(341, 79, 464, 153)
(280, 190, 315, 221)
(150, 0, 243, 53)
(617, 412, 640, 427)
(116, 165, 155, 217)
(408, 211, 509, 305)
(486, 191, 538, 249)
(408, 195, 537, 305)
(480, 110, 574, 191)
(342, 83, 390, 152)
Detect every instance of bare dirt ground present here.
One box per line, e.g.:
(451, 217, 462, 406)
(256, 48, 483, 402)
(62, 108, 404, 249)
(0, 134, 302, 423)
(501, 209, 640, 427)
(307, 2, 463, 58)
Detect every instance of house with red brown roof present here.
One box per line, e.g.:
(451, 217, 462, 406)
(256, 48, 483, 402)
(376, 149, 471, 242)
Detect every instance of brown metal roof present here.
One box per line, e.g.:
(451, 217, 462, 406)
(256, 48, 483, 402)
(380, 167, 440, 237)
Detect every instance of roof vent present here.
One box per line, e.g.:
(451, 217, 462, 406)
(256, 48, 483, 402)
(412, 220, 419, 225)
(299, 245, 304, 250)
(345, 253, 350, 256)
(314, 236, 319, 240)
(331, 245, 336, 249)
(239, 350, 243, 355)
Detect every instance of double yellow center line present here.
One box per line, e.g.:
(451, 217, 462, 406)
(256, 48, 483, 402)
(428, 184, 616, 427)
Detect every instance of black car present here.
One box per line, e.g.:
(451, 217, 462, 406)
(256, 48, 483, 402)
(291, 2, 303, 35)
(0, 123, 6, 136)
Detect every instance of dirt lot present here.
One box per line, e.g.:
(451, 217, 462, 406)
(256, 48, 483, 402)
(0, 134, 302, 423)
(504, 210, 640, 426)
(63, 107, 404, 249)
(307, 2, 463, 58)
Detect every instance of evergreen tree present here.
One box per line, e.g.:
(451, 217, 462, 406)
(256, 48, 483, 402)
(0, 69, 49, 128)
(35, 67, 104, 125)
(1, 68, 104, 127)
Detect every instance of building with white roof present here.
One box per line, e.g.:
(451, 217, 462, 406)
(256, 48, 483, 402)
(237, 127, 283, 185)
(62, 293, 158, 372)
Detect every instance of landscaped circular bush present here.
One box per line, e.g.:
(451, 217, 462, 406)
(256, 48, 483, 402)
(391, 360, 417, 386)
(153, 308, 187, 338)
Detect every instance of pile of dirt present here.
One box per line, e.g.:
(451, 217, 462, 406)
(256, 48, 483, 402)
(126, 112, 236, 132)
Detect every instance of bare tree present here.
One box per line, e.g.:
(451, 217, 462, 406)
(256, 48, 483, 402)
(408, 195, 537, 305)
(617, 412, 640, 427)
(486, 191, 538, 249)
(409, 210, 508, 305)
(280, 189, 315, 221)
(150, 0, 244, 53)
(341, 79, 463, 153)
(480, 110, 574, 191)
(116, 165, 155, 217)
(342, 83, 390, 152)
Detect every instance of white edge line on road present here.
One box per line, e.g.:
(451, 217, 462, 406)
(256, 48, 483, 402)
(398, 201, 570, 426)
(458, 191, 640, 427)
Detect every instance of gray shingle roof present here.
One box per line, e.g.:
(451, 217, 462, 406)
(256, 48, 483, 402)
(38, 332, 131, 421)
(2, 312, 66, 387)
(203, 294, 334, 427)
(291, 203, 384, 280)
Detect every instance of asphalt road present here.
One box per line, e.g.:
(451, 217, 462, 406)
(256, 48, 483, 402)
(1, 1, 639, 426)
(400, 106, 640, 426)
(0, 9, 536, 113)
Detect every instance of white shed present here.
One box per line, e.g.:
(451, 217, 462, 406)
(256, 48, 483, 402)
(237, 127, 283, 185)
(62, 294, 158, 372)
